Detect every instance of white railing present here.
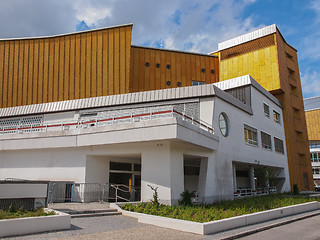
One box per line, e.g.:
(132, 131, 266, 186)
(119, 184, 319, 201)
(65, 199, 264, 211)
(234, 187, 277, 198)
(0, 107, 214, 135)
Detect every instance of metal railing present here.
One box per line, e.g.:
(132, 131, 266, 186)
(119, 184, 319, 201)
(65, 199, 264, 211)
(0, 106, 214, 135)
(102, 184, 141, 203)
(48, 182, 103, 203)
(234, 187, 277, 198)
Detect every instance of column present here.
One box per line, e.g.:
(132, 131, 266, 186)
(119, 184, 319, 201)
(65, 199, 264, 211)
(250, 166, 255, 190)
(232, 164, 237, 191)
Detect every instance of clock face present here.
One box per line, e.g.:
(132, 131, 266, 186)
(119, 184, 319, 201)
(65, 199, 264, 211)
(219, 113, 229, 137)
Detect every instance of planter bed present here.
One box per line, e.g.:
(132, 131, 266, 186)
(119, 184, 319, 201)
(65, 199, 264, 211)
(0, 209, 71, 238)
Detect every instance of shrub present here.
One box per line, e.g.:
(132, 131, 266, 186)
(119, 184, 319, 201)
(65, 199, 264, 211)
(293, 184, 299, 195)
(179, 190, 195, 206)
(147, 184, 160, 207)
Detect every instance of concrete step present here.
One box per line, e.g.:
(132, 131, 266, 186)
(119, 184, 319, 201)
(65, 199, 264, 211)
(70, 211, 122, 218)
(63, 209, 118, 214)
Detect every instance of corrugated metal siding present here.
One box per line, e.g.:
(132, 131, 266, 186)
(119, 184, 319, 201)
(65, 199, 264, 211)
(0, 25, 132, 108)
(130, 46, 219, 92)
(0, 84, 216, 117)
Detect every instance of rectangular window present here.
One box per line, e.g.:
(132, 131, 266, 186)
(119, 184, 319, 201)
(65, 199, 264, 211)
(274, 137, 284, 154)
(192, 81, 205, 86)
(263, 103, 270, 118)
(273, 110, 281, 124)
(261, 131, 272, 150)
(244, 124, 258, 146)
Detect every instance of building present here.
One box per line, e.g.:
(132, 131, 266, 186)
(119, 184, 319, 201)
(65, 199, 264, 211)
(0, 75, 290, 204)
(304, 96, 320, 188)
(0, 23, 312, 202)
(213, 25, 313, 191)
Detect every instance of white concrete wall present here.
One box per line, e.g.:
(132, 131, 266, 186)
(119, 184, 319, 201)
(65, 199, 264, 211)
(204, 86, 290, 197)
(0, 148, 87, 182)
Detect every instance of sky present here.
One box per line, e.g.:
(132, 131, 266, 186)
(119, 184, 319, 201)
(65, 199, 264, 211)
(0, 0, 319, 99)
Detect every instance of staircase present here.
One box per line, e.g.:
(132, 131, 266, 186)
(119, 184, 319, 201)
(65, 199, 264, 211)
(63, 208, 121, 218)
(48, 202, 122, 218)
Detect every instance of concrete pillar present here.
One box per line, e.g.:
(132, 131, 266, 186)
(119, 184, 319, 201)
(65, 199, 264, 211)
(197, 157, 208, 203)
(250, 166, 255, 190)
(232, 164, 237, 191)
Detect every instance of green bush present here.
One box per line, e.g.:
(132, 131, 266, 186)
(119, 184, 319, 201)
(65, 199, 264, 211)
(121, 194, 319, 223)
(293, 184, 299, 195)
(0, 207, 55, 220)
(178, 190, 195, 206)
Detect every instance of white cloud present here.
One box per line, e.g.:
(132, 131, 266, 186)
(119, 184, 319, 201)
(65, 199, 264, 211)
(301, 70, 320, 98)
(0, 0, 78, 38)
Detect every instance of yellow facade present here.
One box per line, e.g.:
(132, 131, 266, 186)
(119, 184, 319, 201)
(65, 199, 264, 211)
(130, 46, 219, 92)
(0, 24, 132, 108)
(306, 109, 320, 141)
(216, 30, 313, 191)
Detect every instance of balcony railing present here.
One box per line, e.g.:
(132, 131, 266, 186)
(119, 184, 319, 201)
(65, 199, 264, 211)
(0, 106, 214, 136)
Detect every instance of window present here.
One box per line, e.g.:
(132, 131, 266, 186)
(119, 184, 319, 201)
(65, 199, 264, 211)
(311, 152, 320, 162)
(192, 81, 205, 86)
(219, 113, 229, 137)
(261, 132, 272, 150)
(274, 137, 284, 153)
(263, 103, 270, 118)
(273, 110, 281, 124)
(244, 124, 258, 146)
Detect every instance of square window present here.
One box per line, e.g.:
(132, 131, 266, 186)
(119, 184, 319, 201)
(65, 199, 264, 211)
(274, 137, 284, 154)
(273, 110, 281, 124)
(261, 131, 272, 150)
(263, 103, 270, 118)
(244, 124, 258, 146)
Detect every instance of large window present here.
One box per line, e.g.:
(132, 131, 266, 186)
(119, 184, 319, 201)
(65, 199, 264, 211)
(244, 124, 258, 146)
(274, 137, 284, 153)
(263, 103, 270, 118)
(273, 110, 281, 124)
(261, 131, 272, 150)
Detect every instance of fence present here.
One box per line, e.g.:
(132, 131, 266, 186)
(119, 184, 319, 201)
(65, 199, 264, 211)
(0, 106, 214, 135)
(48, 182, 140, 203)
(234, 187, 277, 198)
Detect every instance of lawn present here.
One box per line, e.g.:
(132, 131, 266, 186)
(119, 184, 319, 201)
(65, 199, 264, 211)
(0, 207, 55, 220)
(121, 194, 320, 223)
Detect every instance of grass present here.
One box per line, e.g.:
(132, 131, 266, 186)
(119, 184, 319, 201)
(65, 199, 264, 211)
(0, 207, 56, 220)
(121, 194, 320, 223)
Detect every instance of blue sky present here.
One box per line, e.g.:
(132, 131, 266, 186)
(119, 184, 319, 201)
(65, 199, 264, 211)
(0, 0, 319, 98)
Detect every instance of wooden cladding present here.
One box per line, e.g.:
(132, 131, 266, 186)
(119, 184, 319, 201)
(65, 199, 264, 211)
(0, 25, 132, 108)
(130, 46, 219, 92)
(220, 34, 275, 60)
(306, 109, 320, 141)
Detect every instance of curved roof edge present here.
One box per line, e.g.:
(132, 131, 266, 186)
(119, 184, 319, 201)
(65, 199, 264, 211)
(304, 96, 320, 111)
(0, 23, 133, 42)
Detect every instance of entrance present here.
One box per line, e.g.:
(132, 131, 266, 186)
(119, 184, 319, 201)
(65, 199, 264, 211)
(108, 161, 141, 201)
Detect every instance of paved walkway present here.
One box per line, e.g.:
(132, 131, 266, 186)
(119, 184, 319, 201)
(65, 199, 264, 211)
(4, 204, 320, 240)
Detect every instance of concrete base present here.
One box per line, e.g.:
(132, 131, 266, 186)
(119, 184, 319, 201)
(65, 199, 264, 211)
(111, 201, 320, 235)
(0, 209, 71, 238)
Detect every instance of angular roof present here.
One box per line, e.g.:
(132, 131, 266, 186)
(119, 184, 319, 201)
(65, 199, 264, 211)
(304, 96, 320, 111)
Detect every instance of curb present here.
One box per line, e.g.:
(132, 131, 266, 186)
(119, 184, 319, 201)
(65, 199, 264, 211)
(220, 210, 320, 240)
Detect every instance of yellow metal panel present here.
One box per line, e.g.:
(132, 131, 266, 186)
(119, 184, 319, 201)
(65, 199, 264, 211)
(96, 31, 103, 96)
(155, 49, 161, 89)
(17, 40, 24, 106)
(3, 42, 9, 107)
(91, 31, 97, 97)
(144, 49, 150, 90)
(43, 39, 49, 103)
(12, 41, 20, 107)
(23, 41, 29, 105)
(0, 42, 3, 107)
(32, 40, 39, 104)
(114, 28, 120, 94)
(160, 50, 166, 89)
(8, 41, 15, 107)
(108, 29, 114, 95)
(138, 48, 145, 91)
(102, 30, 108, 96)
(69, 35, 75, 100)
(75, 35, 81, 99)
(64, 36, 70, 100)
(53, 38, 60, 102)
(38, 39, 44, 104)
(150, 49, 156, 90)
(181, 54, 186, 86)
(85, 33, 92, 98)
(27, 40, 34, 105)
(125, 27, 131, 92)
(80, 34, 86, 98)
(119, 27, 126, 93)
